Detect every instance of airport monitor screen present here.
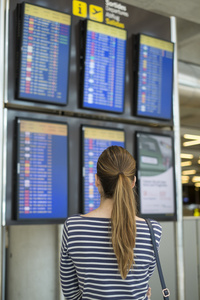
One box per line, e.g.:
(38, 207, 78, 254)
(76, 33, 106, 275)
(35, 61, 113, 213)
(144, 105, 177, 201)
(135, 34, 174, 120)
(82, 126, 125, 213)
(17, 3, 71, 105)
(81, 20, 127, 113)
(136, 132, 176, 220)
(16, 118, 68, 221)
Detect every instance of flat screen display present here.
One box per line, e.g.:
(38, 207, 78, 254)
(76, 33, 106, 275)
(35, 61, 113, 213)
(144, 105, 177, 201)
(136, 132, 176, 220)
(135, 34, 174, 120)
(17, 3, 71, 105)
(16, 118, 68, 221)
(82, 126, 125, 213)
(81, 20, 127, 113)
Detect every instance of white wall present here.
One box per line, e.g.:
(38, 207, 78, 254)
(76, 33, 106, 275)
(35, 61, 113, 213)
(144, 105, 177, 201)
(183, 218, 200, 300)
(6, 225, 60, 300)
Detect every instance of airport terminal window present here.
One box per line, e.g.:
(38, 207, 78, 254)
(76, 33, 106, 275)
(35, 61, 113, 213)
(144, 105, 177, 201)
(181, 134, 200, 217)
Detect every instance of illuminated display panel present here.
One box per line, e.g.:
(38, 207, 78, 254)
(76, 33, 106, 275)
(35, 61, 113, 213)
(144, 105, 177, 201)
(135, 34, 174, 120)
(17, 3, 71, 105)
(82, 126, 125, 213)
(81, 20, 127, 113)
(136, 132, 176, 221)
(16, 118, 68, 221)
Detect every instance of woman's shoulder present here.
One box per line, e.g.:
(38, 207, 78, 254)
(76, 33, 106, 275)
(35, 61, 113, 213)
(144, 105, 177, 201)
(148, 219, 162, 241)
(149, 219, 162, 231)
(136, 217, 162, 235)
(64, 214, 110, 227)
(63, 214, 82, 227)
(135, 216, 145, 222)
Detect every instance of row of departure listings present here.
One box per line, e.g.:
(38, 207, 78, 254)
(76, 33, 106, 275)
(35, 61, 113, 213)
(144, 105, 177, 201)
(15, 2, 174, 120)
(14, 118, 176, 224)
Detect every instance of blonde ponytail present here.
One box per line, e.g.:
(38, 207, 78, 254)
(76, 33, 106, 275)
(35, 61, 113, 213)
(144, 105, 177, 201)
(111, 173, 137, 279)
(97, 146, 137, 279)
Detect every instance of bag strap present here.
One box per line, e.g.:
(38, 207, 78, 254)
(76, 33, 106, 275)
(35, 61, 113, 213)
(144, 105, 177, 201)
(145, 219, 170, 300)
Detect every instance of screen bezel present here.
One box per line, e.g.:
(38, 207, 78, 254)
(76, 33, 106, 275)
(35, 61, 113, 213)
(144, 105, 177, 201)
(80, 19, 127, 114)
(135, 131, 177, 221)
(133, 33, 174, 121)
(15, 117, 69, 223)
(81, 124, 126, 214)
(16, 2, 72, 106)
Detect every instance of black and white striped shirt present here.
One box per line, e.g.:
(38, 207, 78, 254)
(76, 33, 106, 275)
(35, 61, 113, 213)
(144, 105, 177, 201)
(60, 215, 162, 300)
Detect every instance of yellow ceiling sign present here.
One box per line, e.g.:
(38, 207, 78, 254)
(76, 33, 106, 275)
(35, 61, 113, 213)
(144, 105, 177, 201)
(72, 1, 104, 22)
(89, 5, 103, 22)
(73, 0, 87, 18)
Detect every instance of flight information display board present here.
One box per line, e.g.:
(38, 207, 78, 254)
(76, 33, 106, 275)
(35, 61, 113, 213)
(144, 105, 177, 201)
(82, 126, 125, 213)
(81, 20, 127, 113)
(136, 132, 176, 221)
(17, 3, 71, 105)
(16, 118, 68, 221)
(135, 34, 174, 120)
